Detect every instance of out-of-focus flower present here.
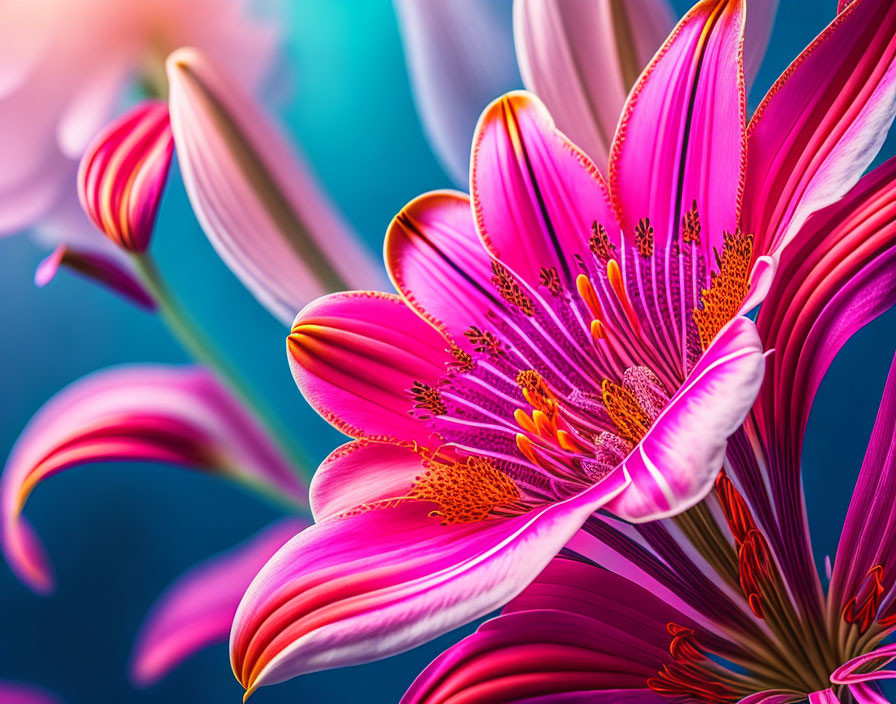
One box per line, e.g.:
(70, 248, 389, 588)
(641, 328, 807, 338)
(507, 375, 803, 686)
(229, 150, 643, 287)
(397, 0, 778, 185)
(78, 101, 173, 252)
(403, 154, 896, 703)
(166, 48, 387, 325)
(0, 364, 307, 595)
(227, 0, 896, 696)
(0, 0, 278, 237)
(129, 517, 306, 687)
(0, 681, 63, 704)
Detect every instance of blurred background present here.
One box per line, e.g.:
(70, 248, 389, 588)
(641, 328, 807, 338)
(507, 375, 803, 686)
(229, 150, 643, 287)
(0, 1, 894, 702)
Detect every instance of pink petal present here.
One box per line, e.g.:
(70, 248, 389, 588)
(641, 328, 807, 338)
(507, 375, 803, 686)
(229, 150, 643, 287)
(514, 0, 675, 169)
(166, 48, 386, 325)
(471, 92, 618, 289)
(287, 291, 451, 444)
(385, 190, 498, 344)
(743, 0, 778, 87)
(0, 365, 306, 594)
(609, 0, 746, 261)
(230, 469, 629, 696)
(130, 518, 306, 687)
(394, 0, 519, 186)
(77, 100, 173, 252)
(808, 691, 842, 704)
(0, 681, 63, 704)
(743, 0, 896, 262)
(404, 557, 694, 704)
(34, 244, 156, 310)
(608, 316, 765, 522)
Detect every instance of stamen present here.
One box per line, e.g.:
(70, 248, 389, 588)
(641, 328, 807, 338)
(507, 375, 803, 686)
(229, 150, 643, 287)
(681, 199, 701, 244)
(515, 433, 539, 465)
(408, 456, 521, 525)
(516, 370, 556, 414)
(693, 231, 754, 349)
(448, 346, 474, 372)
(622, 366, 668, 422)
(513, 408, 537, 435)
(491, 260, 535, 316)
(410, 381, 446, 417)
(601, 379, 651, 443)
(634, 217, 655, 257)
(590, 319, 605, 341)
(606, 259, 641, 333)
(843, 564, 886, 634)
(538, 266, 563, 297)
(575, 274, 604, 321)
(738, 530, 773, 619)
(589, 221, 617, 262)
(464, 326, 502, 356)
(648, 623, 740, 703)
(532, 409, 555, 437)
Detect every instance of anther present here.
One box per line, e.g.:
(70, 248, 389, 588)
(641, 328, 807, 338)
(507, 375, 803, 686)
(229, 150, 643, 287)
(606, 259, 640, 333)
(514, 408, 537, 435)
(589, 221, 616, 262)
(635, 218, 655, 257)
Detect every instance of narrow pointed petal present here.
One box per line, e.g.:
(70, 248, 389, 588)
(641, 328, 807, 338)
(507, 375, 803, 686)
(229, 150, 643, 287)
(609, 0, 746, 260)
(514, 0, 675, 168)
(130, 518, 306, 687)
(403, 558, 694, 704)
(35, 244, 156, 310)
(394, 0, 519, 186)
(287, 291, 452, 443)
(608, 317, 764, 522)
(0, 681, 63, 704)
(166, 48, 386, 325)
(744, 0, 896, 261)
(829, 352, 896, 612)
(385, 190, 498, 344)
(230, 471, 629, 696)
(0, 365, 306, 594)
(77, 100, 173, 251)
(472, 92, 618, 289)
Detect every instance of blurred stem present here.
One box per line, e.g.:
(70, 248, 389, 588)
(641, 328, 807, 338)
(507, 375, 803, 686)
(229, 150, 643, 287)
(131, 252, 313, 500)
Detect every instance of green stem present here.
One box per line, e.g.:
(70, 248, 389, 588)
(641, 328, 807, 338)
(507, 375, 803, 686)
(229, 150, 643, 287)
(132, 252, 313, 502)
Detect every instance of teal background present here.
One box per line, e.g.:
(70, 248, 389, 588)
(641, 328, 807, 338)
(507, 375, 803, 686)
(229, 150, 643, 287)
(0, 1, 894, 702)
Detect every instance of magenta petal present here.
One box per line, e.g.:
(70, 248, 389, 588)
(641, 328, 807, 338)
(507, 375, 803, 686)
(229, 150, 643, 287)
(167, 48, 386, 325)
(808, 691, 842, 704)
(471, 91, 619, 289)
(34, 244, 156, 310)
(0, 365, 306, 593)
(610, 0, 746, 260)
(514, 0, 675, 169)
(288, 291, 451, 443)
(130, 518, 306, 686)
(0, 681, 63, 704)
(403, 558, 686, 704)
(744, 0, 896, 261)
(386, 190, 498, 344)
(230, 472, 630, 695)
(608, 317, 764, 522)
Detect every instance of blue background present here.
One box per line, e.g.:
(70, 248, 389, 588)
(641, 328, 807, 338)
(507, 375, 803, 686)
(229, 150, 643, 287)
(1, 1, 895, 702)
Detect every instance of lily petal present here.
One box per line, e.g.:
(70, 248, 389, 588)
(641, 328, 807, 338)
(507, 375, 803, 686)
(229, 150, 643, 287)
(609, 0, 746, 261)
(77, 100, 173, 252)
(0, 681, 63, 704)
(230, 469, 630, 696)
(0, 365, 306, 594)
(130, 518, 306, 687)
(608, 316, 765, 522)
(472, 92, 618, 289)
(403, 557, 693, 704)
(514, 0, 675, 169)
(743, 0, 896, 261)
(287, 291, 452, 443)
(385, 190, 498, 344)
(166, 48, 386, 325)
(394, 0, 519, 187)
(35, 244, 156, 310)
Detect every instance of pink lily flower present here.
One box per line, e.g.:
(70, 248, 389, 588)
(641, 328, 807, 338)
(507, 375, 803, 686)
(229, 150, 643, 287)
(398, 0, 777, 185)
(402, 155, 896, 703)
(0, 0, 278, 237)
(228, 0, 896, 696)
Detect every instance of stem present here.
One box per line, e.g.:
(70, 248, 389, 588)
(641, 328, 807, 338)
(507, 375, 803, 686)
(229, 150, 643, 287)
(132, 252, 313, 498)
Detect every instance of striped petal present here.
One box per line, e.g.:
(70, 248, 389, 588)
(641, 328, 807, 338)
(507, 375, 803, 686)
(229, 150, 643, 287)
(471, 91, 618, 289)
(394, 0, 520, 186)
(130, 518, 306, 687)
(230, 466, 630, 696)
(34, 244, 156, 310)
(514, 0, 675, 169)
(166, 48, 386, 325)
(609, 0, 746, 261)
(77, 100, 173, 252)
(744, 0, 896, 262)
(287, 291, 452, 444)
(0, 365, 306, 594)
